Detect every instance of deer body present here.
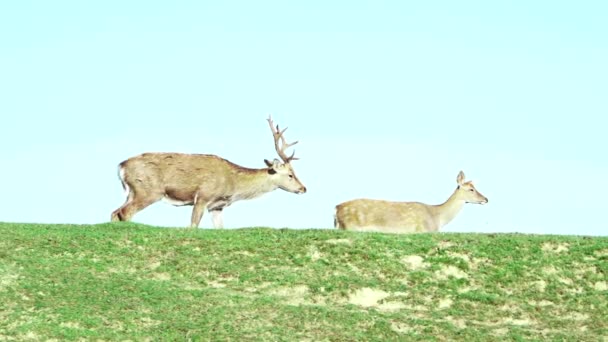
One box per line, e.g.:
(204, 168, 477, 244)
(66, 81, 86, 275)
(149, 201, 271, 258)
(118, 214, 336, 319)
(334, 171, 487, 233)
(111, 117, 306, 228)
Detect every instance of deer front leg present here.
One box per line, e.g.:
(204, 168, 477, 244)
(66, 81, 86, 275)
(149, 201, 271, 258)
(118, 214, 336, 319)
(210, 209, 224, 228)
(191, 196, 208, 228)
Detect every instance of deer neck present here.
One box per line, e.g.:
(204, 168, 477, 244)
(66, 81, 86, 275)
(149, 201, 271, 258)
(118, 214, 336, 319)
(232, 169, 278, 200)
(431, 188, 466, 229)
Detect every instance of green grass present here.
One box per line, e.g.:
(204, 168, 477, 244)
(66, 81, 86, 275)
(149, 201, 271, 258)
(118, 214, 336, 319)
(1, 222, 607, 341)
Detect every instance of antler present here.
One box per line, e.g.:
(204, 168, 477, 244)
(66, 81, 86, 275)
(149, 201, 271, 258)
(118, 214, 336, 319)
(267, 116, 299, 163)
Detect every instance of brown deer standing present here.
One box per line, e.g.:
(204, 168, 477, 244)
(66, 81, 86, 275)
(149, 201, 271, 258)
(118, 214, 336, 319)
(334, 171, 487, 233)
(111, 117, 306, 228)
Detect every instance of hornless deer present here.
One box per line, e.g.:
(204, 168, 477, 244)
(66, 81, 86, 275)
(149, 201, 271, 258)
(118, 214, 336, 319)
(111, 117, 306, 228)
(334, 171, 488, 233)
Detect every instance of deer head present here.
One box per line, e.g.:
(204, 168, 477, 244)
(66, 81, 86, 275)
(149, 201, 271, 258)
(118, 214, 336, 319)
(456, 171, 488, 204)
(264, 116, 307, 194)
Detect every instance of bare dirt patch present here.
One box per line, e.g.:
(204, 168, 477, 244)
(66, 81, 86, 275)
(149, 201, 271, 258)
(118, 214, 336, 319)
(533, 280, 547, 292)
(594, 281, 607, 291)
(307, 246, 322, 262)
(324, 238, 352, 245)
(244, 282, 272, 293)
(207, 280, 227, 288)
(557, 277, 574, 286)
(20, 331, 41, 341)
(594, 249, 608, 258)
(564, 312, 589, 321)
(502, 317, 535, 326)
(438, 241, 456, 249)
(0, 270, 19, 291)
(147, 261, 161, 270)
(447, 252, 471, 263)
(542, 266, 559, 275)
(400, 255, 428, 270)
(390, 321, 413, 334)
(207, 275, 237, 289)
(541, 242, 569, 254)
(529, 300, 554, 307)
(499, 304, 521, 314)
(136, 316, 161, 328)
(348, 288, 390, 308)
(444, 316, 466, 329)
(59, 322, 82, 329)
(342, 289, 407, 312)
(435, 265, 468, 280)
(457, 285, 480, 294)
(438, 297, 453, 309)
(107, 266, 137, 274)
(492, 327, 509, 337)
(347, 262, 363, 275)
(377, 301, 407, 312)
(178, 281, 205, 291)
(271, 285, 325, 306)
(150, 272, 171, 281)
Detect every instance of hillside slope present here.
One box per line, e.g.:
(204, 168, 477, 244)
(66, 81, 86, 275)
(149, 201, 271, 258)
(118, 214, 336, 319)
(1, 223, 607, 341)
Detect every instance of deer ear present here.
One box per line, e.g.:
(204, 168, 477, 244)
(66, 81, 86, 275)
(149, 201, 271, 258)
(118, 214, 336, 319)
(457, 171, 465, 185)
(264, 158, 282, 168)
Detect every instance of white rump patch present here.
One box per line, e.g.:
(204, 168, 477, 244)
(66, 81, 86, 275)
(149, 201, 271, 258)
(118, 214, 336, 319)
(118, 165, 129, 196)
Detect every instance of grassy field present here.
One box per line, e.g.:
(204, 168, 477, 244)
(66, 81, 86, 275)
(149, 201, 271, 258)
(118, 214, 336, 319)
(0, 222, 607, 341)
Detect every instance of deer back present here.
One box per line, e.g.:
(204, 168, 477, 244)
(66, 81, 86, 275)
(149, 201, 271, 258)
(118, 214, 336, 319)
(120, 153, 263, 199)
(335, 199, 436, 233)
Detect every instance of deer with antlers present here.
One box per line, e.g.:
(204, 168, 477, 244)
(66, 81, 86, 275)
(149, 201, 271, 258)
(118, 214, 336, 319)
(111, 117, 306, 228)
(334, 171, 488, 233)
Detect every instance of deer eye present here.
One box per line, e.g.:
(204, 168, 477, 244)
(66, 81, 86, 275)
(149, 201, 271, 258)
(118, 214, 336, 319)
(469, 188, 475, 192)
(289, 174, 294, 179)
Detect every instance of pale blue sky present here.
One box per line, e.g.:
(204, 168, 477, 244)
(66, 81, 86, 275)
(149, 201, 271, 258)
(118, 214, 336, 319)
(1, 1, 606, 235)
